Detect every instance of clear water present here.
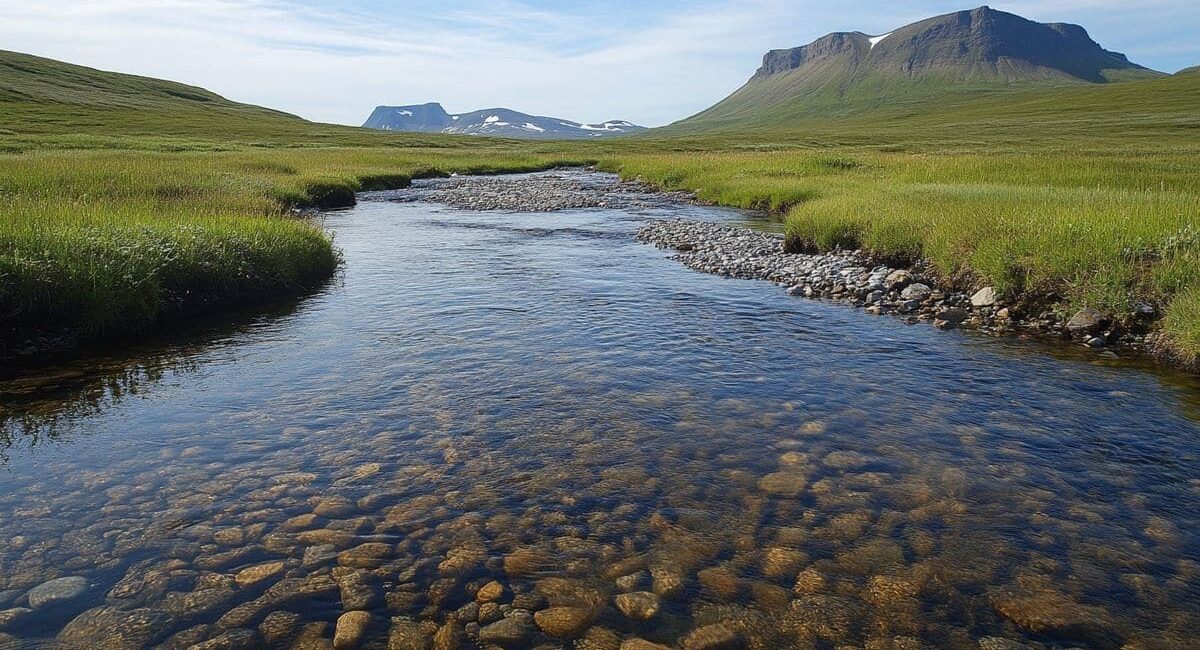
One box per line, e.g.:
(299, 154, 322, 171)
(1, 176, 1197, 649)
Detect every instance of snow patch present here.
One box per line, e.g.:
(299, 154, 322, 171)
(397, 110, 414, 116)
(484, 115, 502, 124)
(522, 122, 546, 132)
(868, 32, 892, 49)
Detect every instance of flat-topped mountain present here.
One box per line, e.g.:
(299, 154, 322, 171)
(362, 103, 646, 139)
(676, 6, 1165, 130)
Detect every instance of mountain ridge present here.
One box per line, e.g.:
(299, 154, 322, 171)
(363, 103, 646, 140)
(675, 6, 1166, 131)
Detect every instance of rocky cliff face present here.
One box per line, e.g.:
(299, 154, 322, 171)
(362, 103, 645, 140)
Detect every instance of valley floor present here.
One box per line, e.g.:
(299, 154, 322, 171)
(2, 127, 1199, 368)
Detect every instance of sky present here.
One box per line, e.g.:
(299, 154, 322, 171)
(1, 1, 1197, 127)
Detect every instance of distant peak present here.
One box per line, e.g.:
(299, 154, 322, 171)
(362, 103, 645, 140)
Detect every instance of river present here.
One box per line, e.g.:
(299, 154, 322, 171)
(0, 172, 1197, 649)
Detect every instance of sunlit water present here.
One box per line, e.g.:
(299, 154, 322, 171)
(1, 175, 1198, 649)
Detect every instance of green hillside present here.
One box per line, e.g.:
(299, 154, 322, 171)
(0, 50, 473, 149)
(660, 71, 1200, 152)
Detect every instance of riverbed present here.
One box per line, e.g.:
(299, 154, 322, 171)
(0, 172, 1197, 649)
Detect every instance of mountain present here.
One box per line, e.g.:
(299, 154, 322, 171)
(363, 103, 646, 139)
(674, 6, 1165, 131)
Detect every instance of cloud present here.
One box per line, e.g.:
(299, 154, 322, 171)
(0, 0, 1195, 127)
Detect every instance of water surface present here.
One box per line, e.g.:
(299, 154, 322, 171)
(1, 174, 1197, 649)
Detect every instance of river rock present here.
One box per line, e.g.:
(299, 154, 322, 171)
(971, 287, 998, 307)
(762, 547, 806, 579)
(900, 283, 931, 300)
(757, 472, 806, 497)
(333, 611, 371, 649)
(698, 567, 740, 599)
(533, 606, 595, 637)
(0, 608, 31, 631)
(650, 563, 686, 599)
(260, 611, 303, 645)
(235, 561, 285, 587)
(680, 624, 743, 650)
(622, 640, 672, 650)
(614, 591, 660, 620)
(1066, 308, 1108, 336)
(991, 589, 1121, 648)
(977, 638, 1030, 650)
(478, 610, 535, 645)
(338, 572, 382, 611)
(476, 580, 505, 603)
(27, 576, 88, 609)
(938, 308, 969, 325)
(884, 270, 913, 289)
(432, 621, 464, 650)
(189, 628, 263, 649)
(58, 605, 174, 649)
(339, 542, 393, 568)
(161, 586, 238, 619)
(313, 496, 358, 518)
(388, 617, 432, 650)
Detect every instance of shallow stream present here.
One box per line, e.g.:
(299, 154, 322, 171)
(0, 173, 1197, 649)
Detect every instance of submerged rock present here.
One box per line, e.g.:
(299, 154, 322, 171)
(757, 472, 807, 497)
(27, 576, 88, 609)
(478, 610, 536, 645)
(533, 606, 595, 637)
(680, 624, 743, 650)
(991, 588, 1122, 648)
(333, 611, 371, 650)
(58, 606, 174, 649)
(614, 591, 660, 620)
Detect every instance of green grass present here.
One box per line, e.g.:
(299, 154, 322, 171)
(3, 47, 1200, 365)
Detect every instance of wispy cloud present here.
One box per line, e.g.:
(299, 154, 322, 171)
(0, 0, 1195, 127)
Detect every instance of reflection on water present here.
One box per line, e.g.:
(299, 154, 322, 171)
(0, 299, 316, 461)
(0, 174, 1197, 649)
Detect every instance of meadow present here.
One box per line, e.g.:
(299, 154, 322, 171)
(2, 49, 1199, 362)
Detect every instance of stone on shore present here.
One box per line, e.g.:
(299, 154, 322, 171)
(971, 287, 998, 307)
(1066, 308, 1108, 336)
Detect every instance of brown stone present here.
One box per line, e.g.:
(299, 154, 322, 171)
(614, 591, 660, 620)
(235, 561, 286, 588)
(533, 606, 595, 638)
(698, 567, 740, 599)
(991, 589, 1121, 648)
(476, 580, 505, 603)
(680, 624, 743, 650)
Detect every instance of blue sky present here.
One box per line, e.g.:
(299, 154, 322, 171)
(1, 1, 1197, 127)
